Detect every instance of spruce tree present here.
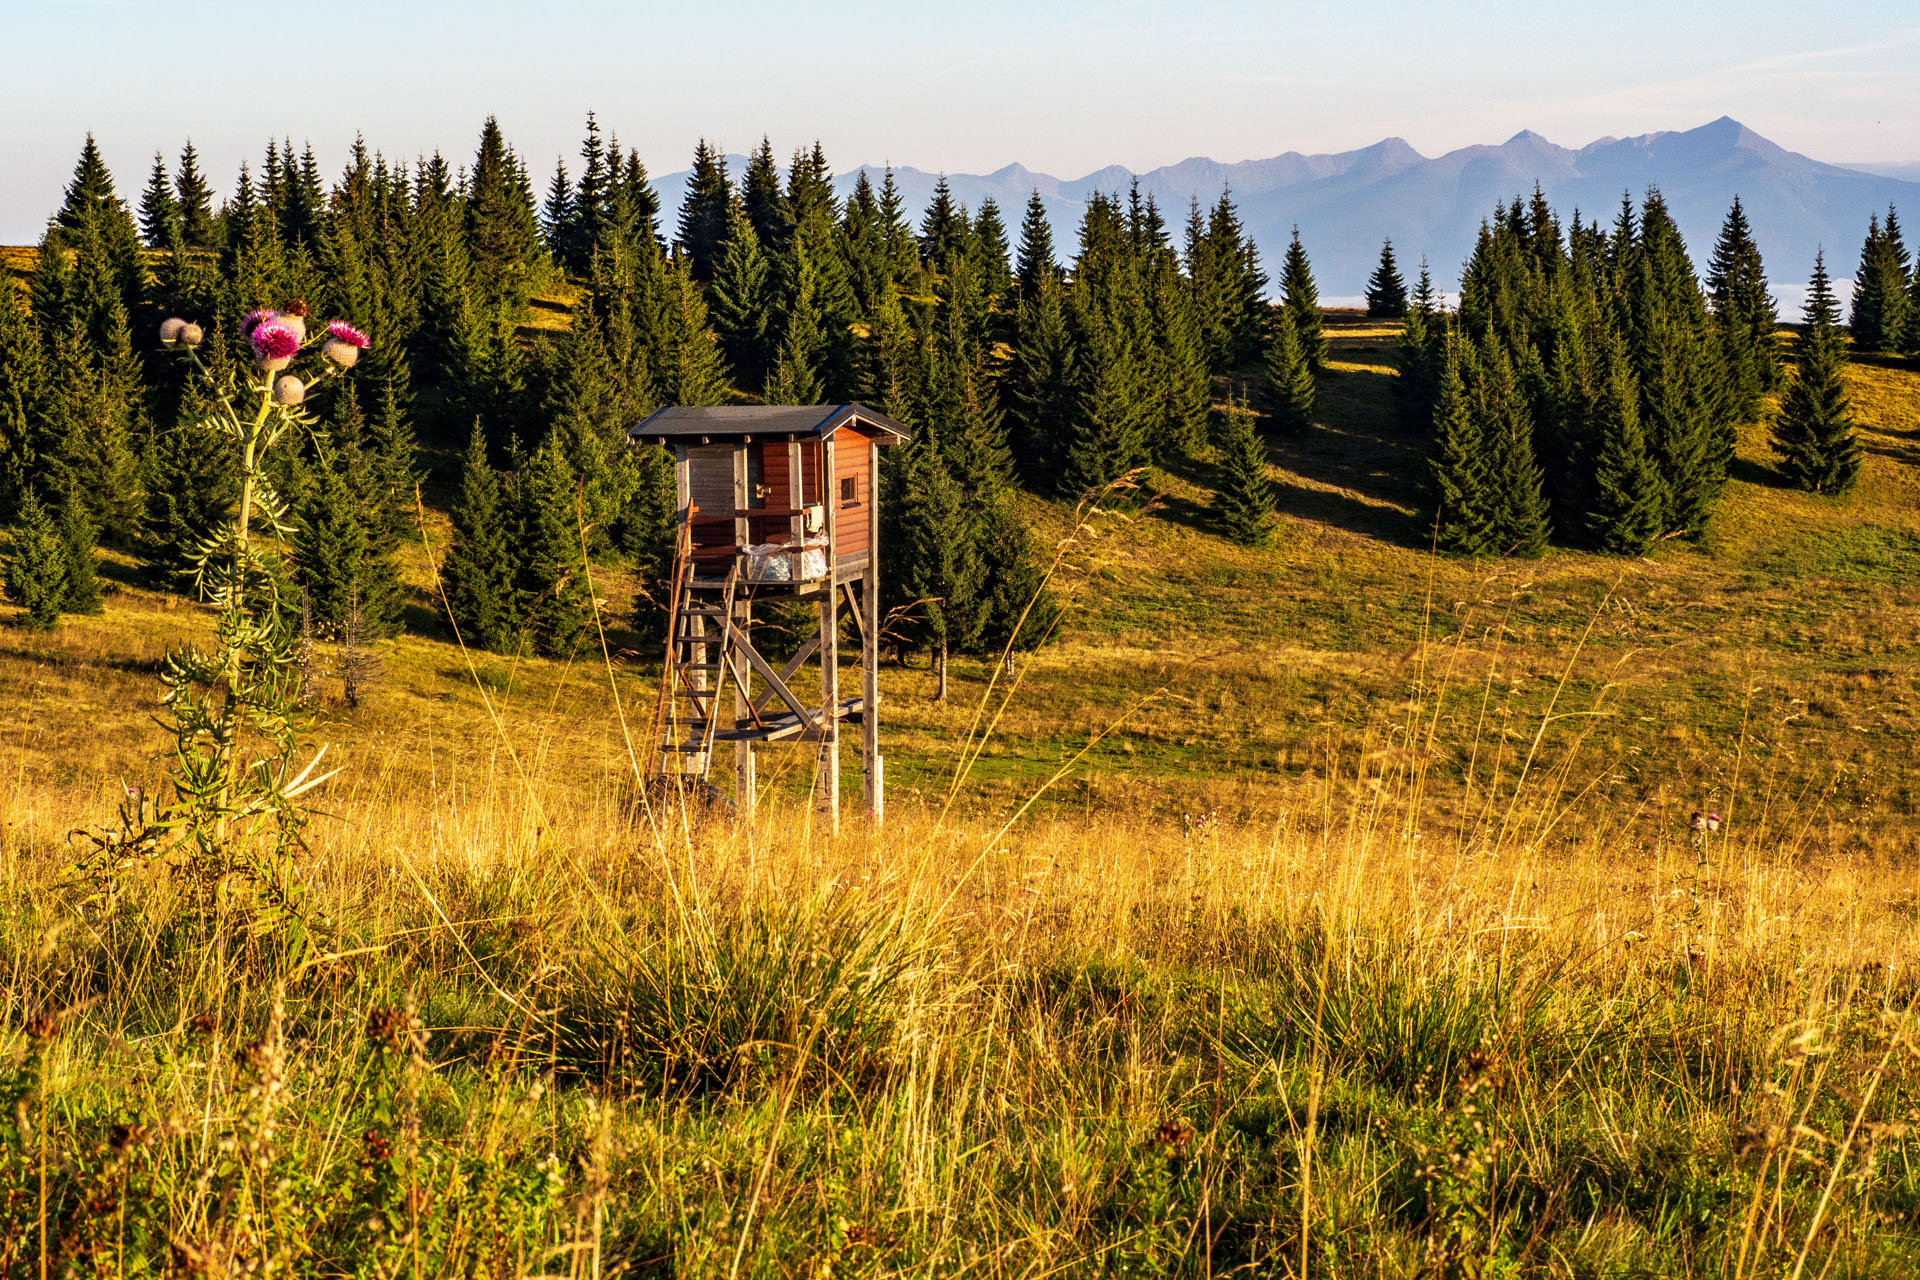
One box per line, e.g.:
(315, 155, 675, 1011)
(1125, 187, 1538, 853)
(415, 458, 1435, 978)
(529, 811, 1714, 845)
(1477, 336, 1551, 557)
(1184, 199, 1229, 369)
(1057, 194, 1153, 494)
(785, 142, 839, 229)
(175, 141, 218, 249)
(1264, 303, 1314, 432)
(1214, 398, 1276, 546)
(1857, 207, 1912, 356)
(973, 499, 1060, 662)
(919, 176, 969, 276)
(742, 138, 790, 255)
(875, 168, 921, 289)
(676, 140, 733, 281)
(972, 196, 1013, 301)
(328, 398, 405, 635)
(55, 487, 103, 615)
(1395, 261, 1445, 429)
(1206, 190, 1268, 366)
(839, 169, 891, 315)
(1628, 190, 1729, 538)
(280, 143, 326, 250)
(37, 315, 144, 546)
(1009, 270, 1075, 487)
(765, 233, 827, 403)
(659, 256, 733, 406)
(710, 197, 774, 388)
(441, 424, 522, 653)
(1365, 239, 1408, 318)
(1427, 333, 1492, 555)
(764, 325, 825, 405)
(0, 268, 40, 516)
(294, 449, 375, 634)
(568, 113, 612, 271)
(1849, 213, 1898, 353)
(883, 433, 981, 699)
(55, 135, 142, 306)
(139, 152, 180, 249)
(3, 488, 67, 629)
(1909, 252, 1920, 356)
(542, 159, 574, 264)
(1774, 251, 1860, 494)
(1705, 196, 1781, 418)
(1146, 247, 1211, 463)
(1586, 334, 1665, 554)
(784, 202, 858, 399)
(518, 432, 596, 657)
(1014, 190, 1058, 305)
(140, 346, 237, 589)
(1279, 227, 1328, 374)
(466, 116, 546, 312)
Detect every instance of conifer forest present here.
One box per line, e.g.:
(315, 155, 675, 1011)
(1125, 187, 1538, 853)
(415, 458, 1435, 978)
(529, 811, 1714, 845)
(9, 119, 1914, 650)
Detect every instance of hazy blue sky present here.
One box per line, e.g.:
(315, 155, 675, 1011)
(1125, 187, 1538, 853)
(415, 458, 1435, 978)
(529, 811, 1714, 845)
(5, 0, 1918, 239)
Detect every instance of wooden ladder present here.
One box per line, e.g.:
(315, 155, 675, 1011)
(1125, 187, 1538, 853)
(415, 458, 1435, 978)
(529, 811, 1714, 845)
(652, 556, 740, 783)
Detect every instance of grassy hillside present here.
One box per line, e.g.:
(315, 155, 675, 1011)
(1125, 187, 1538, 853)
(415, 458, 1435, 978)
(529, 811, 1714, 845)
(5, 316, 1920, 854)
(5, 301, 1920, 1272)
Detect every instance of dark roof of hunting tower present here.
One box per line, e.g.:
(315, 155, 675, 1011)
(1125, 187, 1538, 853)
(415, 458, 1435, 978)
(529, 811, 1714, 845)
(628, 403, 910, 442)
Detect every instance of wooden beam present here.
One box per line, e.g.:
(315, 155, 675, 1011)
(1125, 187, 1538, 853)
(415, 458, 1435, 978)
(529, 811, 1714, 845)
(732, 443, 750, 559)
(842, 580, 866, 645)
(788, 438, 805, 547)
(819, 434, 840, 828)
(733, 595, 755, 814)
(718, 620, 818, 728)
(863, 437, 883, 824)
(751, 634, 821, 715)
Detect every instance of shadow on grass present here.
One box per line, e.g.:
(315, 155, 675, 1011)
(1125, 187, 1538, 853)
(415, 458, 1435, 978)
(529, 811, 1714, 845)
(0, 632, 165, 674)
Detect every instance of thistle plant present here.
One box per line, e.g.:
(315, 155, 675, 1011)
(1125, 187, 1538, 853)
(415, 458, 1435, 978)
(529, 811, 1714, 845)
(80, 302, 370, 958)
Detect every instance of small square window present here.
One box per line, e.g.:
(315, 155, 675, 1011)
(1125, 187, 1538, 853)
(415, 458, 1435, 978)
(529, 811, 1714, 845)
(840, 476, 858, 504)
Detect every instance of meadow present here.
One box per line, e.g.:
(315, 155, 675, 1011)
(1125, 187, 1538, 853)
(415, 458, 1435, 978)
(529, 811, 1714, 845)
(2, 317, 1920, 1274)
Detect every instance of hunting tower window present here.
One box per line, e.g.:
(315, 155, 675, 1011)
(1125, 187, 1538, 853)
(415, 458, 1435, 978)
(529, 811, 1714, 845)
(840, 476, 858, 505)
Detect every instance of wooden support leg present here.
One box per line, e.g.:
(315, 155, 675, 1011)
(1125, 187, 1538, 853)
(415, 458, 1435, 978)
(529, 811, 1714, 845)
(688, 612, 708, 778)
(734, 597, 755, 815)
(861, 575, 882, 826)
(816, 585, 840, 831)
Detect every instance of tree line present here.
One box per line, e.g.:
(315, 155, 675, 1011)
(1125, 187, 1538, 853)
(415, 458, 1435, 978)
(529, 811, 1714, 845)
(1384, 188, 1910, 558)
(3, 120, 1917, 651)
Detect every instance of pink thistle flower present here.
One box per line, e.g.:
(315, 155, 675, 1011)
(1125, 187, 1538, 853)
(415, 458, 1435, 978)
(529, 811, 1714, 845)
(250, 321, 301, 371)
(325, 320, 370, 349)
(241, 308, 279, 339)
(321, 339, 361, 369)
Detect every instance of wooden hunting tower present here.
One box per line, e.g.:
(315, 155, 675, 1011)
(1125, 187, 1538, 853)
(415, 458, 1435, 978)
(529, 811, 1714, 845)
(628, 403, 908, 827)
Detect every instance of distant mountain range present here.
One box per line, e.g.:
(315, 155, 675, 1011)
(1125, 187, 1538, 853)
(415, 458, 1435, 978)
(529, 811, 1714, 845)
(655, 117, 1920, 302)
